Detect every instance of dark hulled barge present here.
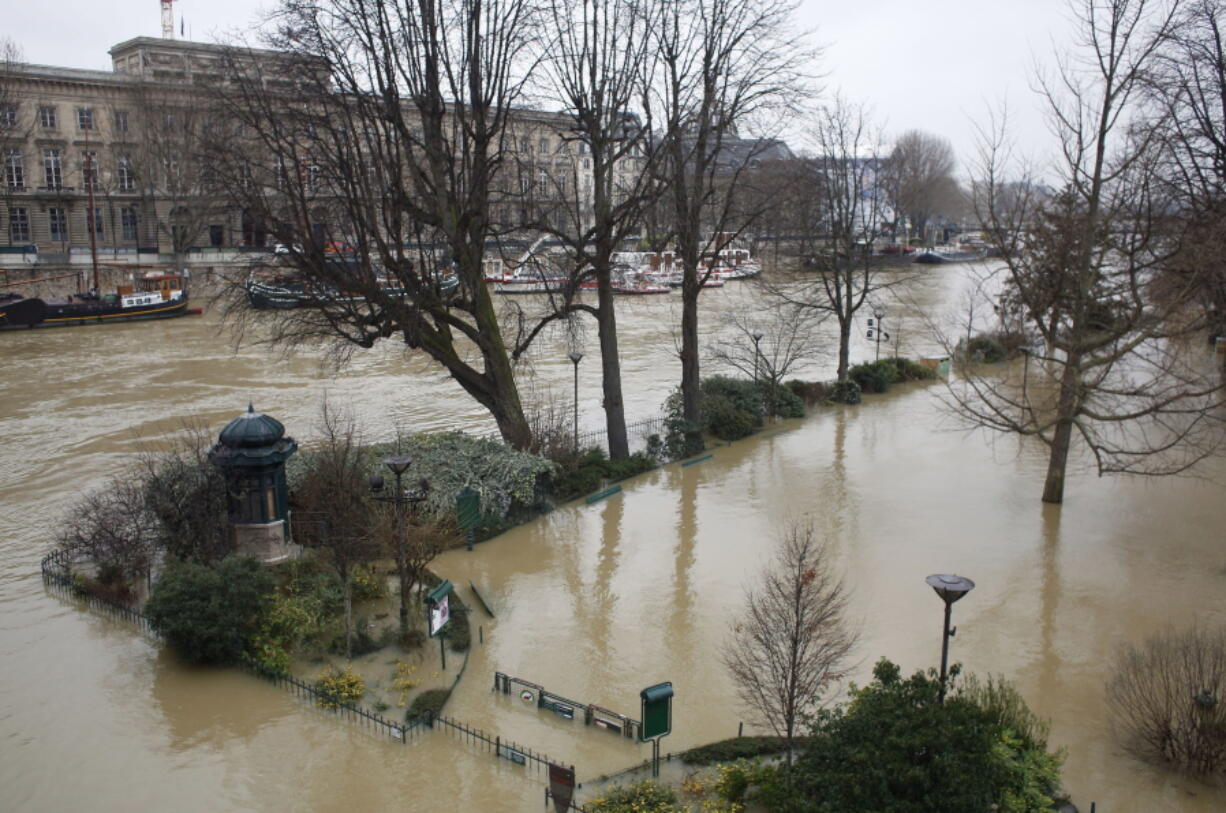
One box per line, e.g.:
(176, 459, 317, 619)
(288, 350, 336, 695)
(0, 273, 192, 330)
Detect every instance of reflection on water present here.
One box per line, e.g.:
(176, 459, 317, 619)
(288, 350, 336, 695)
(2, 270, 1225, 811)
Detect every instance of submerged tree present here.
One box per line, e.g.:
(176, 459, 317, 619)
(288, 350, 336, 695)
(507, 0, 662, 459)
(211, 0, 541, 448)
(763, 97, 905, 383)
(291, 405, 380, 659)
(1145, 0, 1226, 339)
(952, 0, 1226, 504)
(723, 521, 857, 763)
(647, 0, 814, 453)
(884, 128, 961, 243)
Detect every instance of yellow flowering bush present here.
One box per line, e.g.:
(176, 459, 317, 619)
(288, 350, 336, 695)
(314, 665, 366, 709)
(390, 661, 419, 707)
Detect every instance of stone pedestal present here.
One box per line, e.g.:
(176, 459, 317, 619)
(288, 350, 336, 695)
(232, 520, 300, 565)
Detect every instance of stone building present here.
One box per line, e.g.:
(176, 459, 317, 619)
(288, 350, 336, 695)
(0, 38, 275, 270)
(0, 32, 643, 275)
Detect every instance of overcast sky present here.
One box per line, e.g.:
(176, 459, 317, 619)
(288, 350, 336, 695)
(10, 0, 1076, 176)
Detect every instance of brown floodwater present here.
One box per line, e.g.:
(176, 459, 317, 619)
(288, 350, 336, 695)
(2, 268, 1225, 811)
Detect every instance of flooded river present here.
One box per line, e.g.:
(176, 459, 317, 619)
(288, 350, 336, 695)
(2, 268, 1225, 811)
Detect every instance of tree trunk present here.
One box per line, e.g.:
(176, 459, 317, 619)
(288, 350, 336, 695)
(1042, 417, 1075, 504)
(837, 317, 852, 381)
(396, 527, 410, 641)
(596, 269, 630, 459)
(1042, 355, 1082, 504)
(680, 269, 703, 454)
(458, 244, 532, 450)
(343, 571, 353, 660)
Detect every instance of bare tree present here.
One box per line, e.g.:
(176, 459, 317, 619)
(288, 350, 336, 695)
(373, 500, 455, 626)
(57, 477, 157, 587)
(1145, 0, 1226, 338)
(764, 97, 905, 382)
(140, 423, 232, 565)
(211, 0, 541, 448)
(724, 520, 857, 763)
(291, 405, 381, 659)
(1107, 624, 1226, 776)
(505, 0, 662, 459)
(885, 129, 960, 244)
(647, 0, 814, 453)
(950, 0, 1226, 505)
(127, 83, 220, 267)
(1, 38, 32, 249)
(706, 301, 822, 405)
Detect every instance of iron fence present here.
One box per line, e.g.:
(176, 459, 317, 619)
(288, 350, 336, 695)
(574, 416, 668, 456)
(240, 658, 423, 743)
(40, 545, 420, 743)
(431, 713, 566, 774)
(40, 546, 155, 636)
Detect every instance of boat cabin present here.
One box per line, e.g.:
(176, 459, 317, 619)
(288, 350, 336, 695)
(139, 273, 186, 300)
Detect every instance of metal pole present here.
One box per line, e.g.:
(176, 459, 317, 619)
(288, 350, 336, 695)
(875, 314, 883, 361)
(1021, 349, 1030, 427)
(85, 151, 99, 293)
(440, 630, 447, 671)
(568, 351, 582, 452)
(939, 601, 952, 703)
(394, 469, 408, 638)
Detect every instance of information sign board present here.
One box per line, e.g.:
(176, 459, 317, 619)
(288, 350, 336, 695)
(639, 682, 673, 741)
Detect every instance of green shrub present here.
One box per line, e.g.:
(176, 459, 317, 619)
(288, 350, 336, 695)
(880, 357, 938, 382)
(550, 448, 658, 501)
(777, 659, 1065, 812)
(249, 591, 328, 672)
(146, 556, 275, 665)
(407, 687, 452, 723)
(274, 556, 344, 617)
(703, 375, 763, 416)
(660, 390, 705, 460)
(714, 760, 754, 802)
(964, 335, 1007, 363)
(762, 381, 806, 418)
(681, 736, 798, 765)
(827, 379, 862, 404)
(350, 565, 387, 601)
(704, 393, 760, 440)
(959, 673, 1051, 749)
(587, 780, 682, 812)
(363, 431, 556, 520)
(848, 360, 898, 394)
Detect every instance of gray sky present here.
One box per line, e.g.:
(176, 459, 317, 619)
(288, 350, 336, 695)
(11, 0, 1074, 176)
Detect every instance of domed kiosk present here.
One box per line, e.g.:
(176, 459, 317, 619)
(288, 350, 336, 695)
(208, 404, 299, 563)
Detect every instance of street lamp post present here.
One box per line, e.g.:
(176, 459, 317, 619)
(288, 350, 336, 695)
(872, 309, 887, 361)
(371, 455, 429, 640)
(568, 351, 583, 452)
(925, 573, 975, 703)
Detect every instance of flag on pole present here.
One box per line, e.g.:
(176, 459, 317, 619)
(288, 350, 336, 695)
(180, 17, 185, 36)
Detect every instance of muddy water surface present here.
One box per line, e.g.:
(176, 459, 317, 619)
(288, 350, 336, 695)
(2, 271, 1225, 811)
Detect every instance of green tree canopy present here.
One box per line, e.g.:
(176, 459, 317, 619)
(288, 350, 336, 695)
(779, 659, 1064, 813)
(145, 556, 274, 665)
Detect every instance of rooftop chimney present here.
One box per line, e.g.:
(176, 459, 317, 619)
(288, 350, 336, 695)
(161, 0, 175, 40)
